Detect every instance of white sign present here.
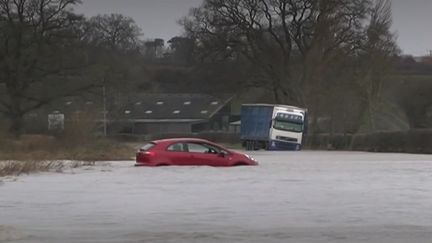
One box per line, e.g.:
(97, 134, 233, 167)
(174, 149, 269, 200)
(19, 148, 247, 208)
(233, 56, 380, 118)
(48, 112, 65, 131)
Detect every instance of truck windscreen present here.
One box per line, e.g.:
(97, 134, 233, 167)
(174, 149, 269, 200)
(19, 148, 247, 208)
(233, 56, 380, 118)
(273, 120, 303, 133)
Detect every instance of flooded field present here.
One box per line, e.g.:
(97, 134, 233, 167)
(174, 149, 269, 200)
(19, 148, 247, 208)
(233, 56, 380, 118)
(1, 151, 432, 243)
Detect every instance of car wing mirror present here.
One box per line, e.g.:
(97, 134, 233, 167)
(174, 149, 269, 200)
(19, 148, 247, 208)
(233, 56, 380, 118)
(218, 152, 226, 158)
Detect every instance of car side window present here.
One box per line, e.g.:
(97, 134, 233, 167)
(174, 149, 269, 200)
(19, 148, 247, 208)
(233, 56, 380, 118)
(186, 143, 208, 153)
(186, 143, 220, 154)
(167, 143, 185, 152)
(203, 143, 221, 154)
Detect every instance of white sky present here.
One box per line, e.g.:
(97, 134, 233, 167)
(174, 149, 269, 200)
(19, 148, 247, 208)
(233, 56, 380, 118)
(76, 0, 432, 56)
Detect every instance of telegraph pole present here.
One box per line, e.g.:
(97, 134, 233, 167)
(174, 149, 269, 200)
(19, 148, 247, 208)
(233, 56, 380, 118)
(102, 82, 107, 137)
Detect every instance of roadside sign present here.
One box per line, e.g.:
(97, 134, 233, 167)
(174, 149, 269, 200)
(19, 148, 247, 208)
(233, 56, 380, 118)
(48, 111, 65, 131)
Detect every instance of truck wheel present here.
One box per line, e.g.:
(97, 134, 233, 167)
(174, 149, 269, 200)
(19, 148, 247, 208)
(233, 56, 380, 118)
(253, 141, 260, 151)
(246, 141, 253, 151)
(245, 141, 250, 151)
(264, 142, 270, 150)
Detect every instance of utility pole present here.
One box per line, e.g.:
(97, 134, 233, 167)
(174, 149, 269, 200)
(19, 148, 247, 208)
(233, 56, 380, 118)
(102, 83, 107, 137)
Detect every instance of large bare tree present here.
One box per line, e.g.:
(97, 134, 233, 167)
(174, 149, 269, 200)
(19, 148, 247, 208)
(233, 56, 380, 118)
(181, 0, 371, 104)
(81, 13, 148, 95)
(182, 0, 398, 134)
(85, 13, 142, 52)
(355, 0, 399, 131)
(0, 0, 92, 136)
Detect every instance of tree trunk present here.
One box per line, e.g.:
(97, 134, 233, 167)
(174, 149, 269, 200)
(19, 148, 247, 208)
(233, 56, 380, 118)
(367, 97, 376, 132)
(9, 112, 25, 138)
(6, 89, 25, 138)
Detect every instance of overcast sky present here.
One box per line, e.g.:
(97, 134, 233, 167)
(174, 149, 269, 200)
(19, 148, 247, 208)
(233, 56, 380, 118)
(76, 0, 432, 56)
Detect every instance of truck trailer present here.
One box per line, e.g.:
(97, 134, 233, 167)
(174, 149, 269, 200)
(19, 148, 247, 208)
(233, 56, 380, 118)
(240, 104, 308, 151)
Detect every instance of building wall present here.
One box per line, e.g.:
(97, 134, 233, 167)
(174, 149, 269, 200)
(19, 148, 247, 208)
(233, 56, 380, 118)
(206, 105, 232, 132)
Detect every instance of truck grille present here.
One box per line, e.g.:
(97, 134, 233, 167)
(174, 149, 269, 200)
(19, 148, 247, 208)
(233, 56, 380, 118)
(276, 136, 298, 142)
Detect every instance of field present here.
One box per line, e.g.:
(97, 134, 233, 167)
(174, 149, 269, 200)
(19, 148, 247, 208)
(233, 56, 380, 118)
(1, 151, 432, 243)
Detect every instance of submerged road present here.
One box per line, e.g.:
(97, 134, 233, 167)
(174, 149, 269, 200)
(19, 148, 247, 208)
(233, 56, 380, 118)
(1, 151, 432, 243)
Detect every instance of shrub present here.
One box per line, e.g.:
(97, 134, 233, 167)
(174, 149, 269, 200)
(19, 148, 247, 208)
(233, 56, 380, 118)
(0, 135, 134, 162)
(306, 130, 432, 154)
(0, 161, 64, 177)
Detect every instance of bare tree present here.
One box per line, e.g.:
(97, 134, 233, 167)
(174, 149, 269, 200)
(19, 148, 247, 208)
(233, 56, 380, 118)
(167, 37, 195, 64)
(181, 0, 298, 103)
(0, 0, 93, 136)
(181, 0, 371, 106)
(85, 13, 142, 52)
(80, 13, 146, 94)
(355, 0, 399, 131)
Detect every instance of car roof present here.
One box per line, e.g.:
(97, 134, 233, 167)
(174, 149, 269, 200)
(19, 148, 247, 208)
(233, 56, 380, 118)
(150, 138, 232, 152)
(152, 138, 213, 144)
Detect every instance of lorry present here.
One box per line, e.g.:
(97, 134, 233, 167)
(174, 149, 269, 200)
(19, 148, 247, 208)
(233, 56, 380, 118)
(240, 104, 308, 151)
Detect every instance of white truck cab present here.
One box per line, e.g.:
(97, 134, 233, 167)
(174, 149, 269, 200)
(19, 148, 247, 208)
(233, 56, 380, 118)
(269, 105, 307, 150)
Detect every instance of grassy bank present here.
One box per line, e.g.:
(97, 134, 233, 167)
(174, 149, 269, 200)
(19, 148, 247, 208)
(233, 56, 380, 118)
(0, 135, 136, 177)
(306, 129, 432, 154)
(0, 135, 136, 161)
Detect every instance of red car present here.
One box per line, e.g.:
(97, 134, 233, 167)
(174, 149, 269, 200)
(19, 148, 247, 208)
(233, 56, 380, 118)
(135, 138, 258, 167)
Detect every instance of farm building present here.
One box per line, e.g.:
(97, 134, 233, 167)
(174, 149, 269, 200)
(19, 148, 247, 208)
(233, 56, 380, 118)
(23, 93, 234, 136)
(111, 94, 233, 135)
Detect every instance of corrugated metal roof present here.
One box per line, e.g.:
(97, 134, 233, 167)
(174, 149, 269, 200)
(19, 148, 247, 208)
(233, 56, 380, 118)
(114, 94, 232, 120)
(35, 93, 233, 121)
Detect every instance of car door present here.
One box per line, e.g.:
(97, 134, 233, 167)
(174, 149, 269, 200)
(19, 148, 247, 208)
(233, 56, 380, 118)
(186, 142, 230, 166)
(166, 142, 191, 165)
